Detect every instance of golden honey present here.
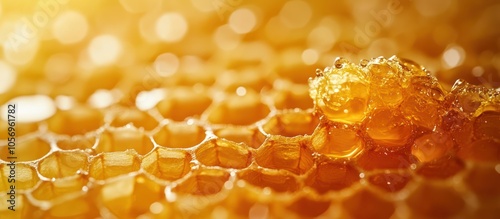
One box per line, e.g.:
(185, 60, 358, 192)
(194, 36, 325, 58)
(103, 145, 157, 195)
(0, 0, 499, 219)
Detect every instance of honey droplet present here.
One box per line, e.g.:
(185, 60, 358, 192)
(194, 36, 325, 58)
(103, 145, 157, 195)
(315, 69, 323, 77)
(359, 59, 369, 67)
(334, 57, 348, 69)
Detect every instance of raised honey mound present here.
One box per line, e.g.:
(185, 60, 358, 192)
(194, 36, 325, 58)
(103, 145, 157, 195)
(0, 57, 499, 219)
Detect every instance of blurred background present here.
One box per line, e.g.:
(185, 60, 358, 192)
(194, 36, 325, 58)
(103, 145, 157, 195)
(0, 1, 499, 218)
(0, 0, 499, 106)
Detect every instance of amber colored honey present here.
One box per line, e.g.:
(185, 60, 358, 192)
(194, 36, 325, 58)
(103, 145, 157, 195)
(0, 1, 500, 219)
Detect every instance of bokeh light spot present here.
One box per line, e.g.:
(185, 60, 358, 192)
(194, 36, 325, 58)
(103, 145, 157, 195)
(88, 35, 123, 66)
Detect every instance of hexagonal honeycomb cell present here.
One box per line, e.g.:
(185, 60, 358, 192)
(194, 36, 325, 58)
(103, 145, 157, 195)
(1, 1, 499, 218)
(207, 91, 271, 125)
(173, 169, 230, 196)
(96, 127, 154, 155)
(0, 137, 51, 162)
(262, 110, 319, 137)
(213, 126, 266, 149)
(305, 157, 361, 193)
(195, 138, 252, 169)
(155, 87, 213, 121)
(31, 175, 88, 202)
(89, 151, 141, 180)
(311, 120, 364, 158)
(255, 135, 314, 174)
(110, 107, 159, 131)
(0, 163, 39, 192)
(142, 147, 192, 181)
(238, 168, 300, 193)
(153, 123, 206, 148)
(38, 150, 89, 179)
(48, 105, 104, 136)
(98, 173, 163, 218)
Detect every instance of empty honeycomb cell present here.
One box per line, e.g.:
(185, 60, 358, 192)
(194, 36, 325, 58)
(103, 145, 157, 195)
(342, 188, 396, 219)
(311, 121, 364, 158)
(356, 147, 414, 171)
(262, 111, 319, 137)
(255, 136, 314, 174)
(415, 157, 465, 179)
(110, 107, 158, 130)
(57, 136, 97, 150)
(406, 182, 465, 218)
(207, 91, 271, 125)
(365, 108, 413, 148)
(214, 126, 266, 149)
(96, 127, 154, 155)
(153, 123, 206, 148)
(38, 150, 89, 179)
(156, 87, 212, 121)
(0, 163, 39, 192)
(173, 169, 230, 195)
(457, 139, 500, 162)
(411, 132, 454, 163)
(309, 60, 370, 124)
(474, 111, 500, 140)
(31, 175, 87, 201)
(272, 80, 314, 110)
(0, 121, 37, 140)
(48, 105, 104, 135)
(305, 158, 360, 194)
(195, 138, 251, 169)
(464, 163, 500, 202)
(287, 196, 331, 218)
(89, 151, 141, 180)
(99, 174, 164, 218)
(0, 137, 51, 162)
(141, 147, 192, 181)
(367, 172, 412, 192)
(238, 168, 299, 193)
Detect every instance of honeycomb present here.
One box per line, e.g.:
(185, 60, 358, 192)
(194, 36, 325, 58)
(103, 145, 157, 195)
(0, 0, 500, 219)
